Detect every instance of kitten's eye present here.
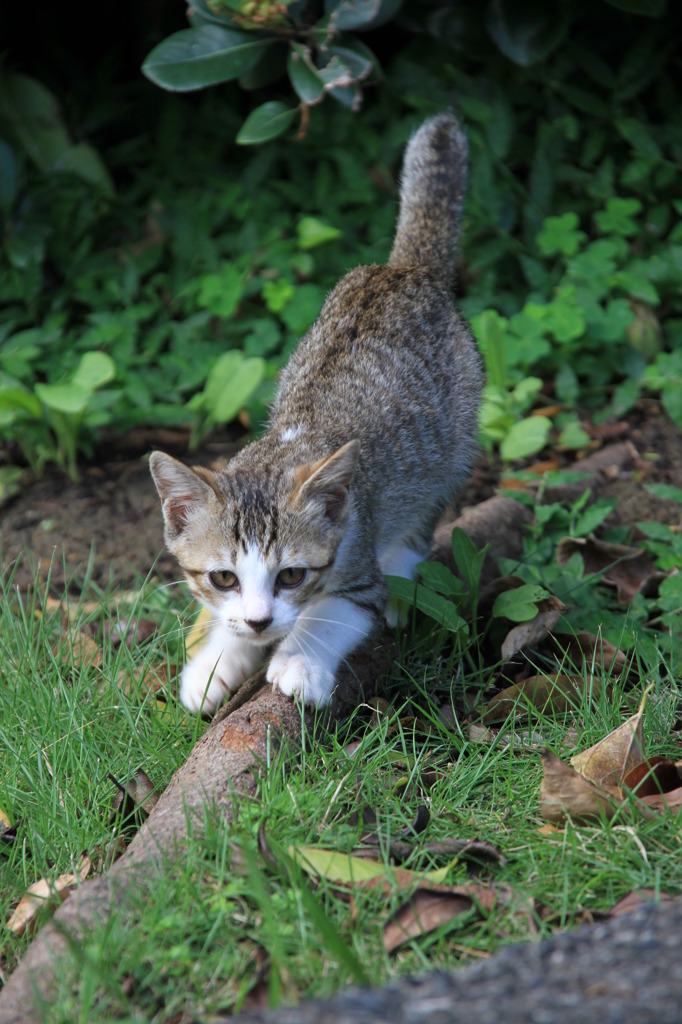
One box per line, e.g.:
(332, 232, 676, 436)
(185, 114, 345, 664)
(209, 569, 238, 591)
(276, 567, 307, 589)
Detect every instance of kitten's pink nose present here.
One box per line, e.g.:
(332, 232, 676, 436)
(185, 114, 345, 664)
(245, 617, 273, 635)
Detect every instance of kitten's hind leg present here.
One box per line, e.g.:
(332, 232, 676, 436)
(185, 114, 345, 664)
(180, 624, 266, 715)
(267, 596, 376, 707)
(378, 544, 426, 627)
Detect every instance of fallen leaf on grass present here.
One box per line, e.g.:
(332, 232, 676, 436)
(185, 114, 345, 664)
(621, 755, 681, 797)
(539, 750, 621, 824)
(6, 855, 91, 936)
(539, 687, 682, 823)
(556, 536, 660, 603)
(500, 597, 566, 661)
(607, 888, 678, 917)
(289, 846, 453, 887)
(383, 886, 486, 953)
(570, 698, 646, 786)
(484, 673, 587, 724)
(468, 723, 498, 744)
(638, 785, 682, 813)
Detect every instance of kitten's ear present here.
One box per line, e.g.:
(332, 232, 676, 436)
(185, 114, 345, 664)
(294, 440, 360, 524)
(149, 451, 218, 537)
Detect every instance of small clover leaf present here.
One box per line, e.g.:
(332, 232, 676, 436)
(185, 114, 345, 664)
(537, 212, 587, 258)
(594, 197, 642, 237)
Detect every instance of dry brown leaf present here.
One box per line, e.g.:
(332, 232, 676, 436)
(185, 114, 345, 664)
(570, 698, 647, 787)
(539, 750, 621, 824)
(556, 536, 659, 603)
(621, 756, 681, 798)
(483, 673, 585, 724)
(468, 722, 497, 744)
(383, 889, 476, 952)
(638, 785, 682, 813)
(607, 888, 678, 917)
(6, 855, 91, 936)
(500, 596, 566, 661)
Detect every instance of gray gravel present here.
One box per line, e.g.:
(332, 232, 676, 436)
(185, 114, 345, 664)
(231, 898, 682, 1024)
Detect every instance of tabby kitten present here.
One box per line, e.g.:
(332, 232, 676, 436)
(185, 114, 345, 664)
(150, 113, 483, 714)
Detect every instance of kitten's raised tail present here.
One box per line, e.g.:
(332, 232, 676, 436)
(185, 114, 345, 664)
(388, 112, 468, 287)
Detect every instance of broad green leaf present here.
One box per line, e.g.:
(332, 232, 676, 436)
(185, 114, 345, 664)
(644, 483, 682, 504)
(196, 265, 246, 318)
(0, 72, 112, 192)
(0, 71, 70, 172)
(500, 415, 552, 461)
(297, 217, 342, 250)
(615, 117, 662, 160)
(537, 212, 586, 257)
(492, 584, 550, 622)
(56, 144, 114, 196)
(72, 352, 116, 391)
(473, 310, 507, 390)
(279, 284, 326, 334)
(203, 351, 265, 425)
(385, 576, 467, 634)
(558, 420, 590, 450)
(35, 383, 91, 415)
(594, 197, 642, 236)
(236, 102, 297, 144)
(573, 500, 615, 537)
(290, 845, 452, 885)
(142, 26, 270, 92)
(287, 45, 325, 104)
(450, 528, 488, 603)
(262, 278, 295, 314)
(0, 388, 42, 419)
(319, 45, 374, 88)
(239, 44, 288, 90)
(417, 561, 467, 600)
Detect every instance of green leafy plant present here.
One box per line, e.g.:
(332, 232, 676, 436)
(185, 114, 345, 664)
(0, 351, 116, 479)
(141, 0, 667, 143)
(142, 0, 390, 142)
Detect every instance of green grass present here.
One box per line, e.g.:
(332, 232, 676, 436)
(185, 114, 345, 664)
(2, 560, 681, 1020)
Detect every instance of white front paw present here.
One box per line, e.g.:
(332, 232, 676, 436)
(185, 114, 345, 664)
(267, 651, 335, 707)
(179, 660, 228, 715)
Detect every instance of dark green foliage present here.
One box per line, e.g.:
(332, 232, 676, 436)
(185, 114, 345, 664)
(0, 0, 680, 475)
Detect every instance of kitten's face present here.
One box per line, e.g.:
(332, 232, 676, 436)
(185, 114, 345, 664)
(150, 442, 359, 645)
(184, 538, 333, 646)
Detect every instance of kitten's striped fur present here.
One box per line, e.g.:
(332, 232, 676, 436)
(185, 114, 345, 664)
(150, 113, 483, 713)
